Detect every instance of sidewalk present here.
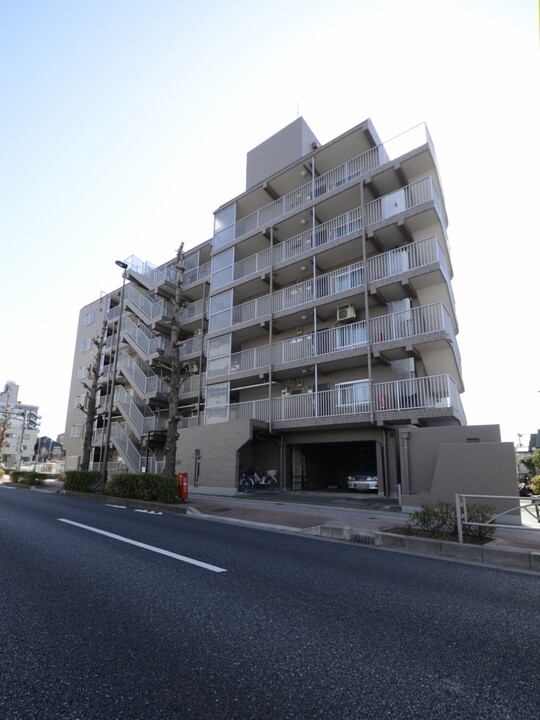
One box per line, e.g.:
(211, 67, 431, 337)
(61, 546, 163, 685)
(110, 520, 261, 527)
(4, 477, 540, 571)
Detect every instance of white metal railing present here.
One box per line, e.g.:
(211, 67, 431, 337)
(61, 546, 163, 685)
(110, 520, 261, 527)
(179, 297, 207, 324)
(121, 316, 165, 357)
(205, 374, 463, 425)
(225, 235, 448, 331)
(226, 176, 441, 294)
(230, 261, 365, 327)
(116, 351, 166, 396)
(124, 283, 171, 322)
(115, 386, 167, 435)
(455, 494, 540, 543)
(216, 123, 432, 246)
(125, 255, 177, 287)
(183, 261, 211, 286)
(178, 335, 204, 358)
(220, 300, 454, 378)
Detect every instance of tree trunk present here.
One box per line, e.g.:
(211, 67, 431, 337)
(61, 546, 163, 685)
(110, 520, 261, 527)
(80, 310, 108, 471)
(164, 244, 185, 478)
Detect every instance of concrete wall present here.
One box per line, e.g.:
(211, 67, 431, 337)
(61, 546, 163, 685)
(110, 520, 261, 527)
(246, 117, 319, 190)
(178, 418, 253, 496)
(400, 424, 520, 519)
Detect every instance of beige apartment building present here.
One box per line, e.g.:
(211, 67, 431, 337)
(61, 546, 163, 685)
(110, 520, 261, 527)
(63, 118, 517, 503)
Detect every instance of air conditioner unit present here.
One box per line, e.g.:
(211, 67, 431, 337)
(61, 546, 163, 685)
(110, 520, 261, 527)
(188, 363, 198, 374)
(232, 362, 240, 371)
(193, 328, 202, 337)
(281, 388, 290, 396)
(337, 305, 356, 322)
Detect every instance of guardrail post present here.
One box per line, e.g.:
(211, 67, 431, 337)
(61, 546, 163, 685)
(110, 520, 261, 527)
(455, 493, 463, 543)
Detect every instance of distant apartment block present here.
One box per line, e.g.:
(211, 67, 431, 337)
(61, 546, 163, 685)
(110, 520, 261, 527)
(0, 381, 40, 468)
(63, 117, 467, 496)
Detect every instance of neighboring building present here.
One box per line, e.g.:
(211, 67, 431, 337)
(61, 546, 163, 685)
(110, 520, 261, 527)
(0, 381, 40, 468)
(63, 117, 517, 501)
(35, 436, 64, 463)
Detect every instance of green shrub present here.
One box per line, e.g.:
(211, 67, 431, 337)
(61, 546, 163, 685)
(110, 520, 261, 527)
(105, 472, 177, 503)
(406, 501, 456, 538)
(0, 467, 4, 478)
(64, 470, 104, 493)
(9, 470, 48, 486)
(531, 475, 540, 495)
(406, 501, 496, 542)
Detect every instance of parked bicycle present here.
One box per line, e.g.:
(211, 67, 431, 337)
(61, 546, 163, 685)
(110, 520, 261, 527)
(248, 468, 278, 490)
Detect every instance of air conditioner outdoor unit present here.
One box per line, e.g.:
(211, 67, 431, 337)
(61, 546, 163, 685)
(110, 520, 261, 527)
(193, 328, 202, 337)
(188, 363, 198, 374)
(281, 388, 290, 396)
(337, 305, 356, 322)
(232, 362, 240, 371)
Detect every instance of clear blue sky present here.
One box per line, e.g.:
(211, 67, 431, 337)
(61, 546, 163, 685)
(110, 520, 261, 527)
(1, 0, 538, 445)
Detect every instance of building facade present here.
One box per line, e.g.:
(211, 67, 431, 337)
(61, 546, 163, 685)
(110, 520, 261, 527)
(64, 117, 468, 496)
(0, 381, 40, 468)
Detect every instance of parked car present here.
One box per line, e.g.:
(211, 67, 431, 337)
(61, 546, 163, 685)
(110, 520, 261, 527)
(347, 474, 378, 493)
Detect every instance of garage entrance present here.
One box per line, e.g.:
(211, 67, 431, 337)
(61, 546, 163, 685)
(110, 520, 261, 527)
(290, 441, 377, 491)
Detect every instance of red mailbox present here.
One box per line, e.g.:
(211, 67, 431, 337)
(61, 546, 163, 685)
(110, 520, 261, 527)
(178, 472, 188, 502)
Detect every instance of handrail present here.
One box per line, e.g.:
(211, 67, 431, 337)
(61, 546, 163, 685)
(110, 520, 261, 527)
(455, 493, 540, 543)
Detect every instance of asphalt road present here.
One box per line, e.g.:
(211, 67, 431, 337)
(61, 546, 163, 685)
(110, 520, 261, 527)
(1, 487, 538, 720)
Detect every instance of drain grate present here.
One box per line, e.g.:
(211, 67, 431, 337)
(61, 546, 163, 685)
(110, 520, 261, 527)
(351, 534, 376, 545)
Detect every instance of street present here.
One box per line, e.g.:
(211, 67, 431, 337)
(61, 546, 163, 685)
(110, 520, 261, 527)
(1, 487, 538, 720)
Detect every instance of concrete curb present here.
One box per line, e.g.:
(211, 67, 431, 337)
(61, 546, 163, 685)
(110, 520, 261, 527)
(304, 523, 540, 573)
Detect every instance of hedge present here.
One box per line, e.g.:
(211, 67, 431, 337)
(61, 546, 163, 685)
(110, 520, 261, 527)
(105, 472, 177, 504)
(8, 470, 49, 486)
(63, 470, 104, 493)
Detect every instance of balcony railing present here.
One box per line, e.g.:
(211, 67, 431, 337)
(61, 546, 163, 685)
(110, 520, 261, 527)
(215, 123, 432, 246)
(183, 261, 211, 287)
(205, 374, 464, 425)
(213, 235, 447, 333)
(210, 301, 453, 380)
(228, 177, 440, 287)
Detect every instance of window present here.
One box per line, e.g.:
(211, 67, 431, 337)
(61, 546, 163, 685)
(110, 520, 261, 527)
(77, 366, 89, 379)
(75, 393, 87, 409)
(83, 312, 95, 326)
(81, 338, 92, 352)
(70, 424, 82, 438)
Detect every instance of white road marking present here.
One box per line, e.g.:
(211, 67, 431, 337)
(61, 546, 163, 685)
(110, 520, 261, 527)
(134, 509, 162, 515)
(105, 504, 127, 509)
(0, 486, 16, 489)
(57, 518, 227, 573)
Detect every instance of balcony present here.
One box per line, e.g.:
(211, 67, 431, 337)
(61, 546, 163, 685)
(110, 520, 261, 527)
(214, 123, 435, 248)
(208, 301, 458, 382)
(221, 176, 443, 298)
(209, 235, 451, 335)
(205, 374, 465, 427)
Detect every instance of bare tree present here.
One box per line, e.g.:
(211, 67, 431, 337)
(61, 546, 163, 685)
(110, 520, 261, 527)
(163, 244, 188, 478)
(79, 309, 108, 471)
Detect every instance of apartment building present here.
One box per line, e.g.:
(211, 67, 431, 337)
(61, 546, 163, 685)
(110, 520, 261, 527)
(0, 381, 40, 468)
(64, 117, 468, 496)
